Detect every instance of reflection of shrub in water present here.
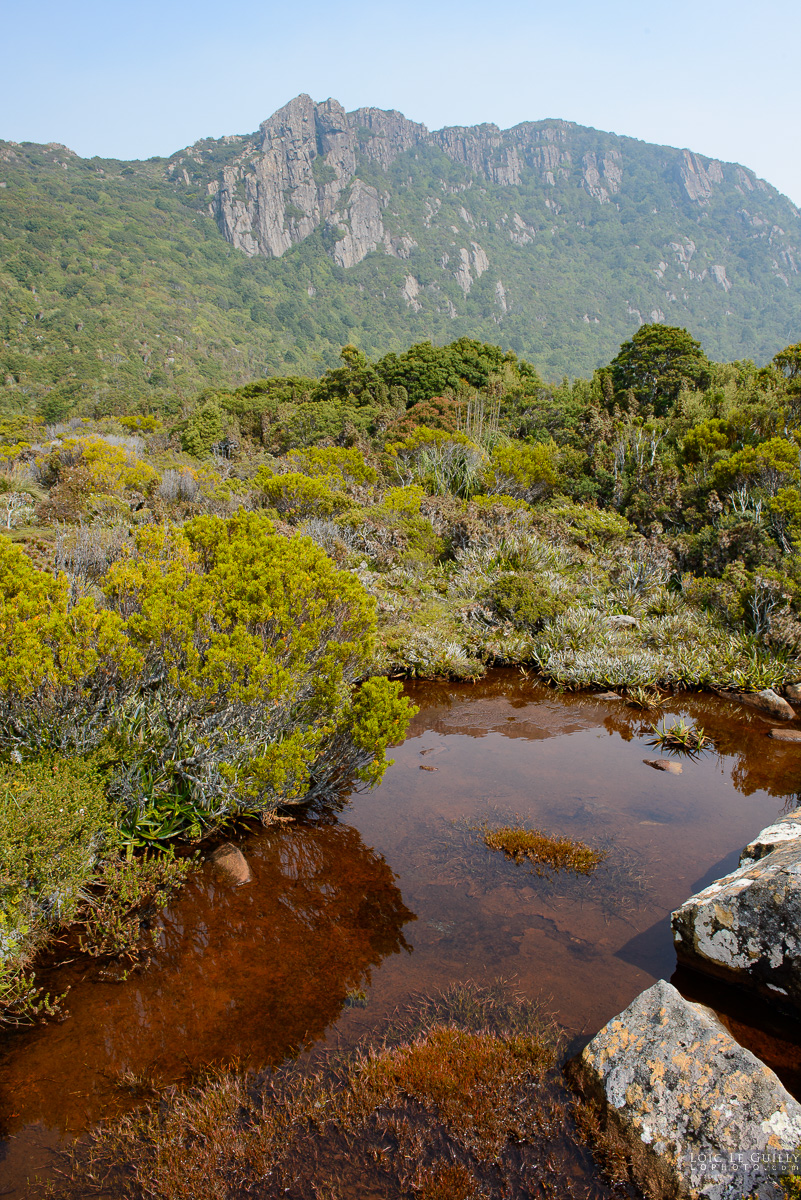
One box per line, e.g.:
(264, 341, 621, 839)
(424, 813, 650, 919)
(478, 823, 606, 876)
(51, 983, 612, 1200)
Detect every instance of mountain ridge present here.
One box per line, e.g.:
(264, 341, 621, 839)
(1, 95, 799, 418)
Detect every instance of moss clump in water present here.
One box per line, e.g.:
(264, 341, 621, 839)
(479, 824, 606, 876)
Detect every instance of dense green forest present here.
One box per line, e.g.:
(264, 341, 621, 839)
(2, 97, 800, 421)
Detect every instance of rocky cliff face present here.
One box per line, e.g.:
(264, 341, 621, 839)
(171, 95, 792, 280)
(193, 95, 425, 267)
(157, 95, 801, 370)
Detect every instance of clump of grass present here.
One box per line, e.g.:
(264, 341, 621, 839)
(479, 824, 607, 876)
(625, 685, 666, 711)
(44, 983, 607, 1200)
(648, 717, 709, 753)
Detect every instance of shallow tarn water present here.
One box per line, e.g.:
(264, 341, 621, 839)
(3, 670, 801, 1194)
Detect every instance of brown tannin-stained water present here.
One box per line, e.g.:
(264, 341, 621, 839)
(2, 670, 801, 1193)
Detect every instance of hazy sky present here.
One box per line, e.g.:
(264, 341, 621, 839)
(4, 0, 800, 205)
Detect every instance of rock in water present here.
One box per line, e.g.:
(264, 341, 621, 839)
(572, 979, 801, 1200)
(643, 758, 683, 774)
(209, 842, 252, 886)
(672, 823, 801, 1014)
(718, 688, 796, 720)
(739, 808, 801, 865)
(784, 683, 801, 704)
(769, 727, 801, 742)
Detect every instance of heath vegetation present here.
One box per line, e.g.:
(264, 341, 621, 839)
(2, 324, 801, 1025)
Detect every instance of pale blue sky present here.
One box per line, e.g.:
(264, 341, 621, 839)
(3, 0, 800, 205)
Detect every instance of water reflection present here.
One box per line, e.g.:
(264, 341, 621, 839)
(0, 822, 414, 1137)
(3, 669, 801, 1193)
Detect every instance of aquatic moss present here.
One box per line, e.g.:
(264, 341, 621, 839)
(46, 983, 601, 1200)
(479, 824, 606, 876)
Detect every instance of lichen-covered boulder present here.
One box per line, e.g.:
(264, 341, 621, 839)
(740, 809, 801, 864)
(572, 980, 801, 1200)
(671, 824, 801, 1012)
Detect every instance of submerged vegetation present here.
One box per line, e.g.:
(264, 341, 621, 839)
(478, 823, 606, 876)
(42, 982, 611, 1200)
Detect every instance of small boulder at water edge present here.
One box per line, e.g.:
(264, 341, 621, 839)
(672, 809, 801, 1015)
(209, 842, 252, 886)
(718, 688, 795, 720)
(571, 979, 801, 1200)
(784, 682, 801, 703)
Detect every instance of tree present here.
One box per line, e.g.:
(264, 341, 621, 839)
(608, 324, 711, 415)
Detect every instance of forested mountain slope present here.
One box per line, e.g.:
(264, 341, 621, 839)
(1, 95, 799, 418)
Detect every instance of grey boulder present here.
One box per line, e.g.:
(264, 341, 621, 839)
(572, 979, 801, 1199)
(671, 817, 801, 1013)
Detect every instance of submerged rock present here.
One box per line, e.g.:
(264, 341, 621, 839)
(718, 688, 795, 720)
(643, 758, 683, 774)
(594, 691, 622, 699)
(769, 727, 801, 742)
(672, 821, 801, 1014)
(209, 842, 252, 886)
(572, 979, 801, 1200)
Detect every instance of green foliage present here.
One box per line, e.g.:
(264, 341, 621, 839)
(0, 754, 112, 1019)
(483, 573, 563, 629)
(182, 400, 223, 456)
(286, 445, 377, 486)
(0, 536, 136, 724)
(100, 511, 407, 810)
(256, 469, 352, 518)
(485, 441, 560, 501)
(682, 418, 735, 463)
(712, 437, 800, 496)
(609, 324, 711, 414)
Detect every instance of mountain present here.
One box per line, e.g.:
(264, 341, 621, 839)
(1, 95, 800, 418)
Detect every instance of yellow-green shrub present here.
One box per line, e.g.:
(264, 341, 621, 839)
(255, 469, 352, 520)
(101, 511, 414, 808)
(287, 446, 377, 487)
(484, 441, 559, 501)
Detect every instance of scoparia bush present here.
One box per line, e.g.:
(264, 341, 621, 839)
(0, 514, 415, 823)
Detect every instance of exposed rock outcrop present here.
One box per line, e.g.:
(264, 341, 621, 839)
(672, 813, 801, 1013)
(188, 94, 787, 273)
(572, 979, 801, 1200)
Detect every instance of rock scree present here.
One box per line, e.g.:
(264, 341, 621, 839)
(672, 810, 801, 1015)
(570, 979, 801, 1200)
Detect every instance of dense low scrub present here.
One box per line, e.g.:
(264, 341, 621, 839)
(3, 326, 801, 1020)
